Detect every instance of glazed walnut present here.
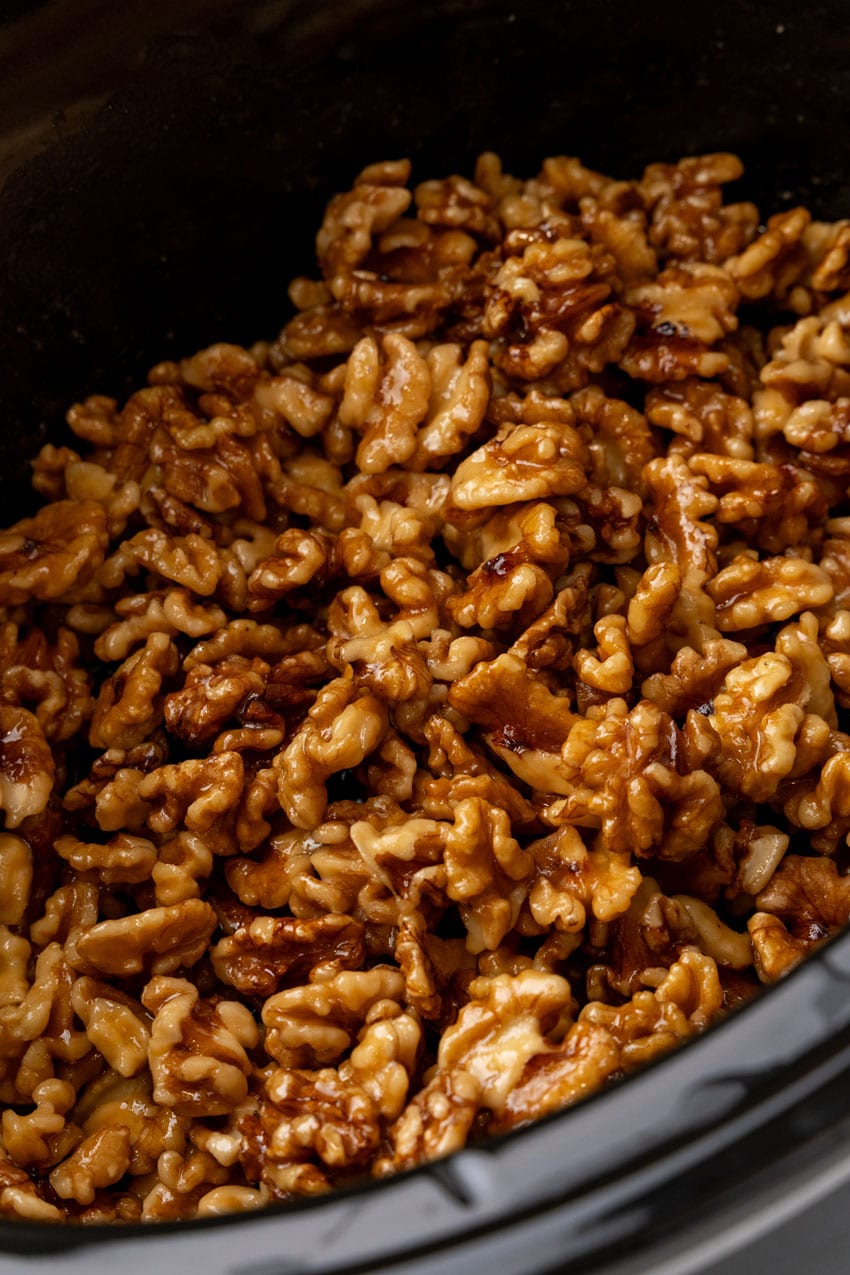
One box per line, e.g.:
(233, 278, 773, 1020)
(3, 149, 850, 1223)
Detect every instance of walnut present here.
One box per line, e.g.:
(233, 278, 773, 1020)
(142, 976, 258, 1116)
(707, 554, 833, 631)
(89, 632, 178, 751)
(0, 500, 108, 605)
(49, 1126, 132, 1205)
(646, 378, 755, 459)
(410, 340, 490, 469)
(439, 798, 530, 953)
(552, 699, 723, 860)
(447, 420, 587, 518)
(163, 655, 270, 745)
(55, 833, 157, 886)
(72, 901, 217, 977)
(0, 706, 55, 828)
(581, 947, 723, 1067)
(621, 263, 738, 382)
(725, 207, 810, 301)
(258, 1067, 381, 1183)
(0, 834, 33, 926)
(212, 915, 366, 996)
(638, 153, 758, 264)
(524, 826, 642, 934)
(125, 530, 222, 596)
(339, 334, 431, 474)
(70, 978, 150, 1077)
(262, 966, 405, 1068)
(643, 454, 718, 581)
(274, 676, 388, 828)
(449, 652, 575, 795)
(387, 969, 573, 1169)
(95, 590, 227, 662)
(137, 751, 245, 835)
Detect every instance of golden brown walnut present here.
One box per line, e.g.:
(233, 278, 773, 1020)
(49, 1126, 132, 1205)
(142, 977, 258, 1117)
(447, 420, 587, 517)
(211, 914, 366, 996)
(553, 699, 724, 860)
(89, 632, 179, 751)
(340, 334, 431, 474)
(95, 589, 227, 662)
(137, 752, 245, 835)
(262, 966, 405, 1068)
(524, 825, 642, 934)
(274, 676, 388, 828)
(0, 834, 33, 926)
(55, 833, 157, 886)
(0, 706, 55, 828)
(72, 901, 217, 978)
(0, 500, 108, 605)
(387, 969, 573, 1169)
(707, 554, 833, 630)
(69, 978, 150, 1077)
(638, 153, 757, 264)
(125, 530, 222, 596)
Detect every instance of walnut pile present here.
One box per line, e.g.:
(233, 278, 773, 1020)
(3, 150, 850, 1222)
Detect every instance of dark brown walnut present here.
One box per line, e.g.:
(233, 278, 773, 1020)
(4, 148, 850, 1223)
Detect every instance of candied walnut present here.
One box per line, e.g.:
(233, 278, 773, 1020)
(581, 948, 723, 1068)
(707, 649, 826, 801)
(409, 340, 490, 468)
(552, 699, 723, 860)
(212, 915, 365, 996)
(688, 454, 827, 554)
(125, 530, 222, 596)
(524, 825, 642, 934)
(329, 620, 432, 705)
(0, 833, 33, 926)
(163, 655, 271, 745)
(137, 751, 244, 835)
(638, 153, 758, 264)
(72, 901, 217, 978)
(387, 969, 573, 1170)
(262, 966, 405, 1068)
(1, 1077, 77, 1169)
(725, 207, 810, 301)
(258, 1067, 381, 1182)
(70, 979, 150, 1077)
(89, 633, 179, 751)
(95, 590, 227, 662)
(55, 833, 157, 886)
(441, 798, 531, 953)
(317, 159, 413, 278)
(449, 652, 575, 795)
(492, 1019, 621, 1133)
(247, 528, 384, 613)
(0, 500, 108, 605)
(646, 378, 755, 459)
(49, 1126, 132, 1205)
(756, 856, 850, 945)
(707, 554, 833, 630)
(643, 454, 718, 580)
(621, 263, 738, 382)
(447, 420, 587, 518)
(339, 334, 431, 475)
(274, 676, 388, 828)
(0, 706, 55, 828)
(142, 977, 258, 1117)
(748, 912, 807, 982)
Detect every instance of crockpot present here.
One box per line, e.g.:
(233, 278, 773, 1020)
(2, 1, 850, 1271)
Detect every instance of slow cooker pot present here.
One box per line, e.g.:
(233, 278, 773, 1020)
(3, 1, 850, 1270)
